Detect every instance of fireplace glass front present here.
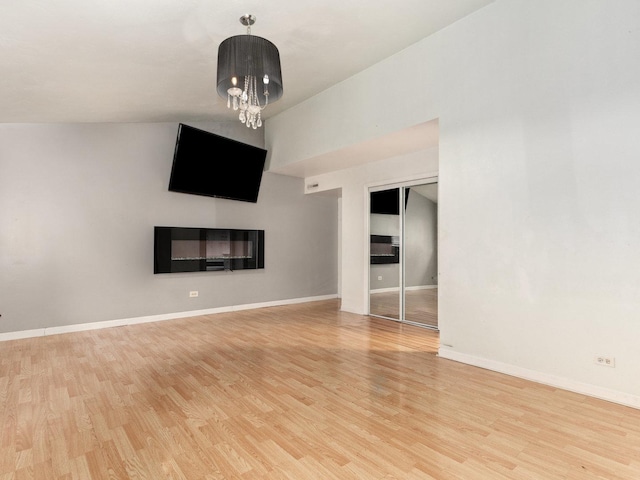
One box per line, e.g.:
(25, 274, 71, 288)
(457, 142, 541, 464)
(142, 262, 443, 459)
(154, 227, 264, 273)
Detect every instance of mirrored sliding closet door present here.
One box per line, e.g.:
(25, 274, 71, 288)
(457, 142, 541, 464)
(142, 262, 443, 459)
(368, 181, 438, 329)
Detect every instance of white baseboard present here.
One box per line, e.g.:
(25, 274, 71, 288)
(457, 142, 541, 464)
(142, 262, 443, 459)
(405, 284, 437, 291)
(370, 287, 399, 294)
(0, 294, 339, 342)
(438, 347, 640, 410)
(0, 328, 46, 341)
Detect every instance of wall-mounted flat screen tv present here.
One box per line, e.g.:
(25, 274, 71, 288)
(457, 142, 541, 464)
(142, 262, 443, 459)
(168, 124, 267, 203)
(370, 189, 410, 215)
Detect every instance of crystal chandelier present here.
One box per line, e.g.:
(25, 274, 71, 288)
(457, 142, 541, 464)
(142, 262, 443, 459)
(216, 15, 283, 129)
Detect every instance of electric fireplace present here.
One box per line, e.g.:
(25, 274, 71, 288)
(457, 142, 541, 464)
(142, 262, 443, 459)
(154, 226, 264, 273)
(370, 234, 399, 264)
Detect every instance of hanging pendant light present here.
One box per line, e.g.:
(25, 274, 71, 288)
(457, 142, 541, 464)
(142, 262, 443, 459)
(216, 15, 283, 129)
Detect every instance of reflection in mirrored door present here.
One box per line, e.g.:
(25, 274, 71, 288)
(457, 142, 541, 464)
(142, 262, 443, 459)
(403, 184, 438, 328)
(368, 182, 438, 329)
(369, 188, 401, 321)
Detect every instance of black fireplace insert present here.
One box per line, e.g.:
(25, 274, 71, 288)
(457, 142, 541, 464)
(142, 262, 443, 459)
(154, 226, 264, 273)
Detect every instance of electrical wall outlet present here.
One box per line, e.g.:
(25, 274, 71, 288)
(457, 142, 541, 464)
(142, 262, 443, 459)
(189, 291, 199, 298)
(594, 355, 615, 367)
(378, 276, 383, 281)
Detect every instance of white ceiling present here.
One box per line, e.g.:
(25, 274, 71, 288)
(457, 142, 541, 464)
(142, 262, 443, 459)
(0, 0, 493, 124)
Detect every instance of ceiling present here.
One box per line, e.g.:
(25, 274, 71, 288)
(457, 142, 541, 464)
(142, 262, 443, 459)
(0, 0, 493, 124)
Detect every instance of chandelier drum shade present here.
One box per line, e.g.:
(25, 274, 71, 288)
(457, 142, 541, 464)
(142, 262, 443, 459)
(216, 15, 283, 129)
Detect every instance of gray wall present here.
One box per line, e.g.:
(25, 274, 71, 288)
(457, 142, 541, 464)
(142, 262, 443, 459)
(0, 123, 338, 334)
(405, 190, 437, 288)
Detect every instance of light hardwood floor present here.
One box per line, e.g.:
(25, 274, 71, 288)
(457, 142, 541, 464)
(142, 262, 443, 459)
(370, 288, 438, 327)
(1, 299, 639, 479)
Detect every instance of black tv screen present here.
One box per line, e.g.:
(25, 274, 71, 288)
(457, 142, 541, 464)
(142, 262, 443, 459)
(370, 189, 412, 215)
(168, 124, 267, 203)
(370, 189, 399, 215)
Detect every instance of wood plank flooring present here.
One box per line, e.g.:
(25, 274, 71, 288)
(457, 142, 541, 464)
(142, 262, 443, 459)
(1, 299, 639, 479)
(370, 288, 438, 327)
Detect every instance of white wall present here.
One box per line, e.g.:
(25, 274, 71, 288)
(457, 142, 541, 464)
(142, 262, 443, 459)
(266, 0, 640, 406)
(437, 0, 640, 406)
(0, 123, 338, 335)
